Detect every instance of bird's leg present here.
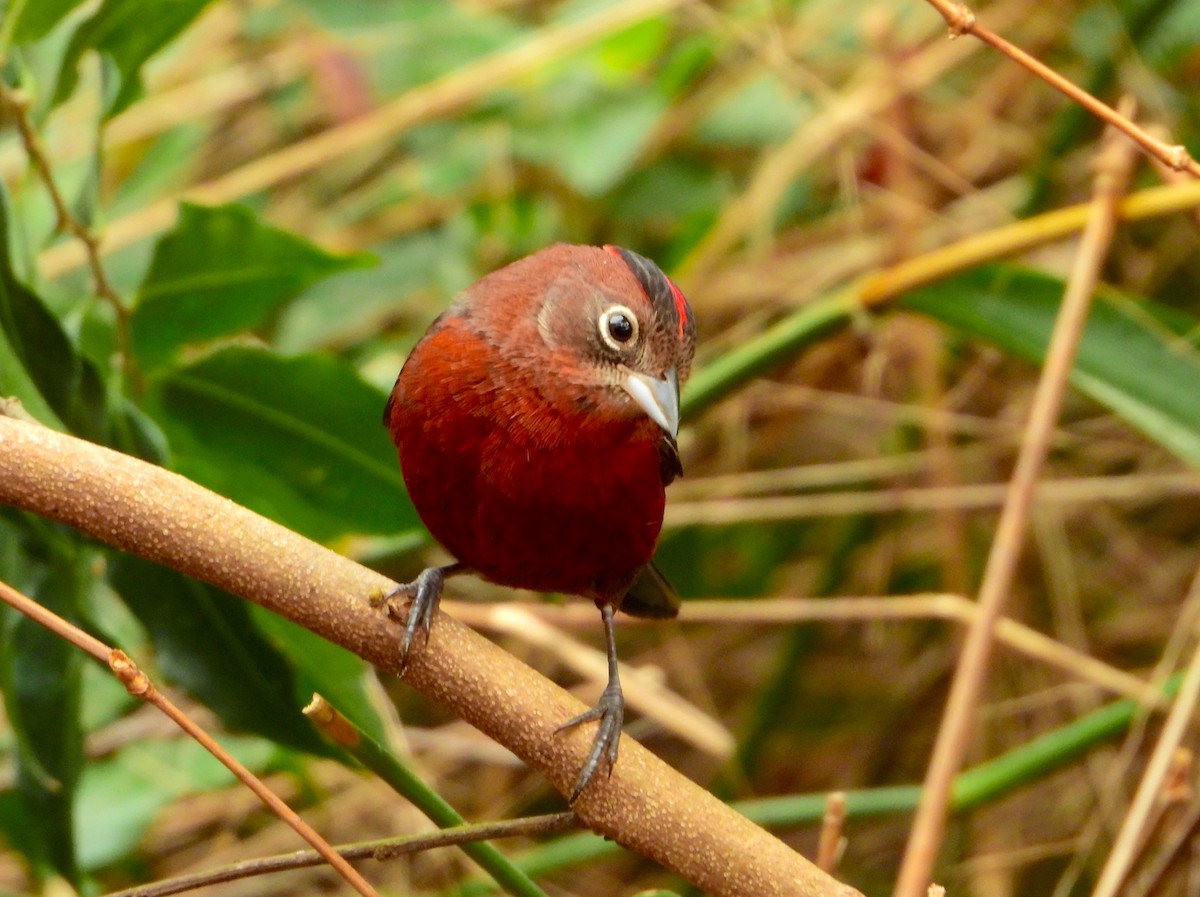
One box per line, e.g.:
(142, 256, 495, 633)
(556, 602, 624, 803)
(373, 562, 467, 672)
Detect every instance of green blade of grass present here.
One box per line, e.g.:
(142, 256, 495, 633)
(680, 288, 858, 420)
(682, 263, 1200, 468)
(901, 265, 1200, 466)
(307, 698, 554, 897)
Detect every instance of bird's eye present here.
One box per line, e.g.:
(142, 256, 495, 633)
(599, 305, 639, 351)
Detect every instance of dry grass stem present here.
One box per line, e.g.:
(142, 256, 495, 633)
(665, 472, 1200, 527)
(682, 2, 1000, 279)
(1089, 567, 1200, 897)
(107, 48, 306, 149)
(1125, 789, 1200, 897)
(748, 384, 1032, 442)
(669, 451, 938, 500)
(484, 604, 736, 758)
(455, 594, 1161, 707)
(1053, 583, 1200, 897)
(818, 792, 848, 874)
(856, 176, 1200, 309)
(0, 49, 305, 181)
(893, 107, 1138, 897)
(0, 579, 380, 897)
(36, 0, 692, 281)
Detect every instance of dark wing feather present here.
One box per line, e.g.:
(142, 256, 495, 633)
(659, 433, 682, 485)
(620, 562, 681, 619)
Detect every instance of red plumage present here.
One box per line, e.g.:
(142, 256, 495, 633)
(383, 242, 695, 800)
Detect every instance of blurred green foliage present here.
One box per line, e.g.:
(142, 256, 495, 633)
(4, 0, 1200, 895)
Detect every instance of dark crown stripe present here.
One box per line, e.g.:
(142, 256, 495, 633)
(604, 245, 691, 339)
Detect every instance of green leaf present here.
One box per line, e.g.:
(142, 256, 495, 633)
(517, 92, 666, 196)
(10, 0, 89, 43)
(0, 792, 38, 877)
(76, 735, 278, 870)
(146, 346, 417, 541)
(1111, 0, 1198, 67)
(131, 202, 374, 372)
(594, 15, 670, 78)
(308, 0, 518, 95)
(275, 233, 471, 353)
(51, 0, 216, 118)
(655, 523, 805, 599)
(696, 74, 811, 147)
(108, 557, 331, 756)
(0, 548, 87, 886)
(900, 265, 1200, 466)
(0, 184, 107, 439)
(0, 321, 60, 425)
(109, 124, 207, 215)
(328, 710, 550, 897)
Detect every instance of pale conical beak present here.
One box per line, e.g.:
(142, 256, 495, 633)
(621, 368, 680, 438)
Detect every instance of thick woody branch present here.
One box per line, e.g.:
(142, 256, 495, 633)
(0, 415, 862, 897)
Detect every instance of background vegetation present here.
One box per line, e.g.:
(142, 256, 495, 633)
(3, 0, 1200, 895)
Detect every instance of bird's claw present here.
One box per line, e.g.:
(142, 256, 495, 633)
(379, 566, 447, 674)
(557, 680, 624, 803)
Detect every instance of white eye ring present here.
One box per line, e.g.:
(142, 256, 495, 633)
(598, 305, 639, 352)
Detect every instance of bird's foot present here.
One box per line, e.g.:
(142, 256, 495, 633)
(374, 565, 451, 674)
(557, 679, 624, 803)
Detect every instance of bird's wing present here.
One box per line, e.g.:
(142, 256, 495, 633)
(620, 562, 681, 619)
(658, 433, 682, 486)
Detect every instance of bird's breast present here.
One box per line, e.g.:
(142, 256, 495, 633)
(390, 321, 667, 601)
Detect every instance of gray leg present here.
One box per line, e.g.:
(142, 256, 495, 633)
(557, 602, 624, 803)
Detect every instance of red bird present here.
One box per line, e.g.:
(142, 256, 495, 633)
(383, 243, 696, 800)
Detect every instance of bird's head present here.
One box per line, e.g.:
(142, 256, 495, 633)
(531, 244, 696, 439)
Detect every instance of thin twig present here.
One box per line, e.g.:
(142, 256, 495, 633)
(892, 103, 1138, 897)
(0, 578, 381, 897)
(1144, 125, 1200, 230)
(817, 792, 847, 874)
(0, 396, 37, 423)
(102, 813, 578, 897)
(922, 0, 1198, 176)
(0, 82, 131, 355)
